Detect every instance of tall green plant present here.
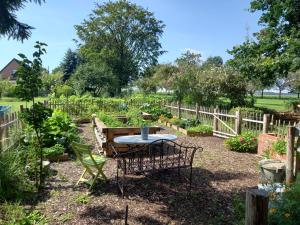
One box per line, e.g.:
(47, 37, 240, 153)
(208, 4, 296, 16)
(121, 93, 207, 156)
(16, 41, 50, 188)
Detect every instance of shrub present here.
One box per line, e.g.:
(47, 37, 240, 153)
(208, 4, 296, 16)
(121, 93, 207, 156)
(225, 132, 258, 153)
(272, 139, 286, 155)
(43, 144, 65, 157)
(140, 104, 172, 120)
(187, 125, 213, 134)
(43, 109, 78, 148)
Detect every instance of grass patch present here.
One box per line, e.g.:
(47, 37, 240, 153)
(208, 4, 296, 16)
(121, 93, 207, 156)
(0, 97, 47, 112)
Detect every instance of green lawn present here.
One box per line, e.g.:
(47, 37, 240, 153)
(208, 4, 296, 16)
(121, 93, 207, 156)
(0, 97, 47, 112)
(254, 98, 289, 112)
(255, 95, 300, 111)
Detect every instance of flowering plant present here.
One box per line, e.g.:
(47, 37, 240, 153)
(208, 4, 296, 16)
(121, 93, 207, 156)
(225, 132, 257, 153)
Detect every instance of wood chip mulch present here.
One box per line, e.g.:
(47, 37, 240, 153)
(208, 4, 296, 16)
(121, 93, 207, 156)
(33, 123, 260, 225)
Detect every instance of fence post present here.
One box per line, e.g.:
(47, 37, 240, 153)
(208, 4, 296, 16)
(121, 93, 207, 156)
(286, 126, 296, 184)
(262, 114, 270, 133)
(245, 189, 269, 225)
(178, 101, 181, 119)
(213, 108, 218, 132)
(235, 109, 242, 135)
(20, 105, 24, 113)
(195, 103, 200, 121)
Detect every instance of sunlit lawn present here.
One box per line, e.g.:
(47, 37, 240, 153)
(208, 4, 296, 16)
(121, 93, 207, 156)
(0, 97, 47, 111)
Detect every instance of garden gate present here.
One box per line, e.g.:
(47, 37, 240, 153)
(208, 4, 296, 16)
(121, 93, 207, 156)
(212, 109, 239, 138)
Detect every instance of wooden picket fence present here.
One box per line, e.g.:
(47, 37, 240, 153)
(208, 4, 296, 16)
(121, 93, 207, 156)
(0, 110, 21, 151)
(165, 103, 298, 138)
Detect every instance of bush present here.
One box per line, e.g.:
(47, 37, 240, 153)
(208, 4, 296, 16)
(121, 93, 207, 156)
(225, 132, 257, 152)
(140, 104, 172, 120)
(269, 177, 300, 225)
(43, 144, 65, 157)
(187, 125, 213, 134)
(43, 109, 78, 148)
(126, 108, 150, 127)
(286, 100, 300, 112)
(272, 139, 286, 155)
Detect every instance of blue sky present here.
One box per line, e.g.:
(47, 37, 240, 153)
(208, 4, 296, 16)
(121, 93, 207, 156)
(0, 0, 261, 71)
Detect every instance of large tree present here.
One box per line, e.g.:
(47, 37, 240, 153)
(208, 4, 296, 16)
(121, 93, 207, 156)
(75, 0, 165, 94)
(0, 0, 44, 41)
(60, 49, 79, 81)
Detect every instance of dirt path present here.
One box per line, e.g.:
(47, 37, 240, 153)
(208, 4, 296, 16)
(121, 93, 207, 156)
(35, 123, 260, 225)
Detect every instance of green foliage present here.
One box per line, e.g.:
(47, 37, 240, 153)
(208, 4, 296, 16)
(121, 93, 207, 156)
(0, 80, 16, 98)
(232, 195, 245, 225)
(169, 117, 200, 129)
(42, 144, 64, 157)
(20, 103, 52, 131)
(140, 104, 172, 120)
(272, 139, 287, 155)
(61, 49, 79, 81)
(0, 202, 47, 225)
(220, 69, 249, 107)
(16, 41, 47, 102)
(126, 108, 150, 127)
(75, 193, 91, 205)
(187, 125, 213, 134)
(225, 132, 258, 152)
(75, 0, 165, 94)
(286, 99, 300, 112)
(0, 0, 45, 41)
(72, 63, 116, 97)
(43, 109, 78, 148)
(97, 111, 124, 127)
(269, 177, 300, 225)
(41, 72, 63, 95)
(52, 84, 74, 97)
(201, 56, 223, 68)
(0, 146, 35, 201)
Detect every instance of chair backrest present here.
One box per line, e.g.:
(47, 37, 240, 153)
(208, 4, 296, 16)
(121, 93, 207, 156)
(71, 142, 94, 166)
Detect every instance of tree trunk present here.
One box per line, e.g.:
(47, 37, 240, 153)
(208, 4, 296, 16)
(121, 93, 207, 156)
(279, 90, 282, 99)
(261, 89, 264, 98)
(298, 92, 299, 98)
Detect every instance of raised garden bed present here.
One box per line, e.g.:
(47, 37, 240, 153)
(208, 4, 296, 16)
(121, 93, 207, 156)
(258, 133, 287, 161)
(46, 153, 69, 162)
(158, 119, 213, 137)
(93, 116, 160, 157)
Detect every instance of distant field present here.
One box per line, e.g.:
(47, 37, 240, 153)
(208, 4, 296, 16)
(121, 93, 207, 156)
(0, 97, 47, 112)
(254, 98, 288, 111)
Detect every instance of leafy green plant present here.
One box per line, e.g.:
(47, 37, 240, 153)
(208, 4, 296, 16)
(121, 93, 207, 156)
(187, 125, 213, 134)
(225, 132, 258, 153)
(126, 108, 151, 127)
(43, 144, 64, 158)
(272, 139, 286, 155)
(97, 111, 125, 127)
(75, 193, 91, 205)
(43, 109, 78, 148)
(139, 104, 172, 120)
(269, 177, 300, 225)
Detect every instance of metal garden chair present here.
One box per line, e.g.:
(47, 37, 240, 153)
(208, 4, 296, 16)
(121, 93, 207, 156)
(71, 142, 108, 189)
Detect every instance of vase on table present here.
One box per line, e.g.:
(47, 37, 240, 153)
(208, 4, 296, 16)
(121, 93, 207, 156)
(141, 126, 149, 140)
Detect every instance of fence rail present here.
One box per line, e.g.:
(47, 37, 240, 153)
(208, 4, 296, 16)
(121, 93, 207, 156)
(165, 103, 298, 138)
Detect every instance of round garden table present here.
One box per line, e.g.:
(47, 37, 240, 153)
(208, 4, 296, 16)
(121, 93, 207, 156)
(113, 134, 177, 145)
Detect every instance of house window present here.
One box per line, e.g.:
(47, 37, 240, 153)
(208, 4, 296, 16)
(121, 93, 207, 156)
(11, 70, 17, 80)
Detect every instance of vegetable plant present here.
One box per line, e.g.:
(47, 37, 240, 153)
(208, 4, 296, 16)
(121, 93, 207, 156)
(187, 125, 213, 134)
(43, 144, 65, 158)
